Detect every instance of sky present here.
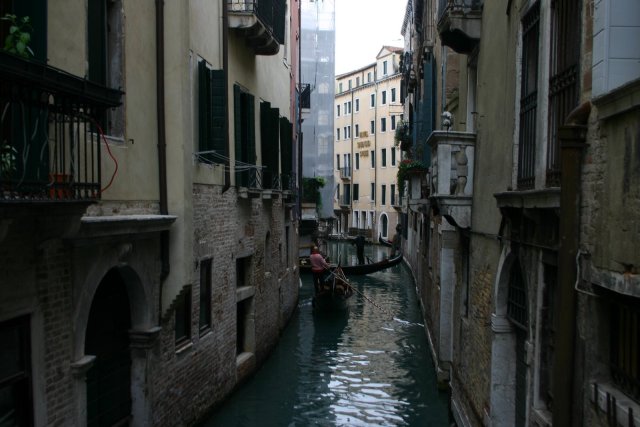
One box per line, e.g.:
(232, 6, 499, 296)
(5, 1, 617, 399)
(335, 0, 407, 75)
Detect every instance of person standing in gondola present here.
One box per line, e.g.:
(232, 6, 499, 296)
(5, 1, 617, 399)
(310, 246, 330, 293)
(352, 234, 366, 265)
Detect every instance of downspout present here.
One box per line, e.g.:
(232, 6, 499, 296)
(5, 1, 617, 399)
(156, 0, 170, 315)
(552, 101, 590, 427)
(222, 0, 231, 193)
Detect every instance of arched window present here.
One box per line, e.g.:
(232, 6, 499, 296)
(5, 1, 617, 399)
(380, 213, 389, 238)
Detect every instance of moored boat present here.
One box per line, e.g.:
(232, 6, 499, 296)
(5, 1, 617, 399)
(378, 234, 393, 247)
(301, 252, 403, 276)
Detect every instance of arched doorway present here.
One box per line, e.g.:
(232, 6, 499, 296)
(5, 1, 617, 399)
(380, 213, 389, 238)
(85, 268, 132, 426)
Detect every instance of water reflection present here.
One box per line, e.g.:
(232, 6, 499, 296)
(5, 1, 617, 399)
(200, 241, 449, 427)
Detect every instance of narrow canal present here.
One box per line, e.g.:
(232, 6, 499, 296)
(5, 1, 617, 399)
(200, 241, 450, 426)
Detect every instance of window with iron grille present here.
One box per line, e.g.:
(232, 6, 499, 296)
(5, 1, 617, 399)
(517, 2, 540, 190)
(507, 259, 528, 330)
(547, 0, 580, 187)
(610, 297, 640, 402)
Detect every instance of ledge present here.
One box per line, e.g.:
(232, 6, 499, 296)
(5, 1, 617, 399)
(73, 215, 176, 243)
(591, 382, 640, 426)
(494, 188, 560, 210)
(592, 77, 640, 121)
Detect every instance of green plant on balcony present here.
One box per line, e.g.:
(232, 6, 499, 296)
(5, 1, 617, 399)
(394, 120, 411, 151)
(397, 159, 426, 195)
(1, 14, 34, 58)
(302, 176, 325, 208)
(0, 141, 17, 180)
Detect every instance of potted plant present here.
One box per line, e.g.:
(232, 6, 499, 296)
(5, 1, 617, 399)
(1, 14, 34, 58)
(0, 141, 17, 181)
(394, 120, 412, 151)
(397, 159, 427, 195)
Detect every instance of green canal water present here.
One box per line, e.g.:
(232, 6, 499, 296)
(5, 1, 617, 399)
(200, 241, 450, 426)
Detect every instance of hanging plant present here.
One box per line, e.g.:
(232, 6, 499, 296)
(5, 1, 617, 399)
(397, 159, 427, 195)
(394, 120, 411, 150)
(1, 14, 34, 58)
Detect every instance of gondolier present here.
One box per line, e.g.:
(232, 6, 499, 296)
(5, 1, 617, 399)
(310, 246, 330, 292)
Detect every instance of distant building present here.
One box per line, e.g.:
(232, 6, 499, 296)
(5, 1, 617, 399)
(333, 47, 403, 240)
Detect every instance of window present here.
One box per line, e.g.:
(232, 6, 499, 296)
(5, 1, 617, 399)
(355, 153, 360, 170)
(370, 93, 375, 107)
(347, 101, 352, 114)
(0, 316, 32, 426)
(610, 296, 640, 402)
(391, 147, 396, 165)
(391, 184, 396, 205)
(175, 286, 192, 346)
(370, 183, 375, 201)
(88, 0, 125, 136)
(383, 60, 388, 75)
(382, 90, 387, 105)
(381, 184, 386, 205)
(382, 148, 387, 167)
(356, 77, 360, 86)
(344, 102, 348, 115)
(353, 183, 359, 201)
(391, 115, 396, 130)
(355, 124, 359, 137)
(339, 82, 343, 93)
(381, 117, 387, 132)
(367, 72, 372, 82)
(199, 258, 212, 332)
(355, 98, 360, 112)
(343, 127, 347, 139)
(370, 120, 375, 134)
(547, 0, 581, 187)
(260, 101, 280, 189)
(337, 105, 341, 117)
(391, 87, 396, 103)
(336, 128, 340, 140)
(517, 3, 540, 190)
(336, 154, 340, 170)
(593, 0, 640, 96)
(348, 79, 352, 89)
(198, 60, 226, 162)
(347, 126, 351, 139)
(370, 150, 376, 168)
(234, 85, 256, 186)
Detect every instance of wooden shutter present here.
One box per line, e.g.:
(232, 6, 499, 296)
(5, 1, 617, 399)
(211, 70, 226, 157)
(234, 85, 242, 185)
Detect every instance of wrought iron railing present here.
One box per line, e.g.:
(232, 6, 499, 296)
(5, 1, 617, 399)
(227, 0, 285, 44)
(248, 168, 263, 190)
(340, 167, 351, 180)
(0, 52, 122, 201)
(339, 194, 350, 206)
(438, 0, 483, 21)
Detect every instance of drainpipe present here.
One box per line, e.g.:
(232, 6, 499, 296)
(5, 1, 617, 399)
(552, 102, 590, 427)
(222, 0, 231, 193)
(156, 0, 170, 299)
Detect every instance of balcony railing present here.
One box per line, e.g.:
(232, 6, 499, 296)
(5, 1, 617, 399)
(437, 0, 483, 54)
(227, 0, 285, 55)
(0, 52, 122, 202)
(340, 166, 351, 180)
(428, 130, 476, 228)
(339, 195, 351, 207)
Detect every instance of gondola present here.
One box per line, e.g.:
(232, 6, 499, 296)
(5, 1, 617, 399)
(300, 252, 403, 276)
(313, 266, 353, 311)
(378, 234, 393, 247)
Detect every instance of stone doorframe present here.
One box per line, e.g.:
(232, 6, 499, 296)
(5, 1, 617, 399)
(72, 263, 157, 427)
(490, 244, 518, 427)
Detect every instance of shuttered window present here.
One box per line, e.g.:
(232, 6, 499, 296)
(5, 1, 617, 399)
(198, 61, 226, 163)
(234, 85, 255, 187)
(260, 101, 280, 189)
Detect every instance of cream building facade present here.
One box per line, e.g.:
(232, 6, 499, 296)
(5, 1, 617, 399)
(333, 46, 403, 240)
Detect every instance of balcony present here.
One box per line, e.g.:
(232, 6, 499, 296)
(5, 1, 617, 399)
(339, 195, 351, 209)
(227, 0, 285, 56)
(428, 130, 476, 228)
(437, 0, 483, 54)
(340, 167, 351, 180)
(0, 52, 122, 204)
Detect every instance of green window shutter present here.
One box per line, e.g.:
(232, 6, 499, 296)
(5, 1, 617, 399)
(270, 107, 280, 186)
(87, 0, 107, 85)
(211, 70, 226, 157)
(246, 93, 255, 166)
(234, 84, 243, 185)
(260, 101, 272, 187)
(198, 60, 209, 157)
